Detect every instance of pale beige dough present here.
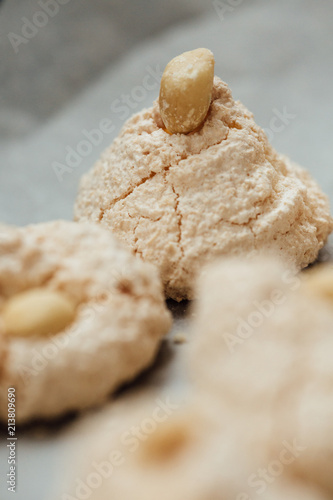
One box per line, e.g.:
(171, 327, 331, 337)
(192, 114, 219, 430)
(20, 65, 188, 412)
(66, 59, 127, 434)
(190, 256, 333, 497)
(75, 77, 332, 301)
(62, 393, 330, 500)
(0, 221, 171, 423)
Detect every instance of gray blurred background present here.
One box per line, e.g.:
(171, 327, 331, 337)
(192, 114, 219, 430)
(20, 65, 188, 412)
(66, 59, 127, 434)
(0, 1, 333, 499)
(0, 0, 332, 228)
(0, 0, 209, 139)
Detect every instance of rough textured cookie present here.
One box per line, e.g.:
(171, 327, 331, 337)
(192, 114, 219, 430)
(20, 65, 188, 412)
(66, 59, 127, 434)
(0, 221, 171, 423)
(190, 256, 333, 497)
(75, 69, 332, 301)
(62, 393, 330, 500)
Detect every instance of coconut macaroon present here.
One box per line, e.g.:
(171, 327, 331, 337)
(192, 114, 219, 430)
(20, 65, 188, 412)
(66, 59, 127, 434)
(74, 48, 332, 301)
(0, 221, 171, 423)
(190, 256, 333, 497)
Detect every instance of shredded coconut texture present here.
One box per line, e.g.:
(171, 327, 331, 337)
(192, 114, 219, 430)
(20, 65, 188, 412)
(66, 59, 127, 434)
(75, 77, 332, 301)
(0, 221, 171, 423)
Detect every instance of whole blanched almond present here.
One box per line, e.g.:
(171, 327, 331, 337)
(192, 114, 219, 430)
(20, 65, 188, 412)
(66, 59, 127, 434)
(159, 48, 215, 134)
(2, 288, 76, 337)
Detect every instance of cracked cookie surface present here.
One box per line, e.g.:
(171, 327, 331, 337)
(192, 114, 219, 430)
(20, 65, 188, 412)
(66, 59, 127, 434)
(75, 77, 332, 301)
(0, 221, 171, 423)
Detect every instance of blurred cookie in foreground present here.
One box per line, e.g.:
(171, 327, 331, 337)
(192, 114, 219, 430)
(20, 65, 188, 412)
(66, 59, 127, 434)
(62, 394, 329, 500)
(0, 221, 171, 423)
(190, 256, 333, 496)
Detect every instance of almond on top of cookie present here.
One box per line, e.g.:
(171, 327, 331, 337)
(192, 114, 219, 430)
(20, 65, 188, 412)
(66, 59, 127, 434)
(0, 220, 171, 423)
(75, 48, 332, 301)
(62, 389, 330, 500)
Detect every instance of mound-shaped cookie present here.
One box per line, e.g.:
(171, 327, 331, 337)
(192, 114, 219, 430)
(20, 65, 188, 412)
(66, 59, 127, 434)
(190, 256, 333, 497)
(0, 221, 171, 423)
(75, 77, 332, 301)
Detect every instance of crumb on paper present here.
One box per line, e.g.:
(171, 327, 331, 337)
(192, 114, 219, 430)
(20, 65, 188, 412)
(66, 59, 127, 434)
(173, 332, 187, 344)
